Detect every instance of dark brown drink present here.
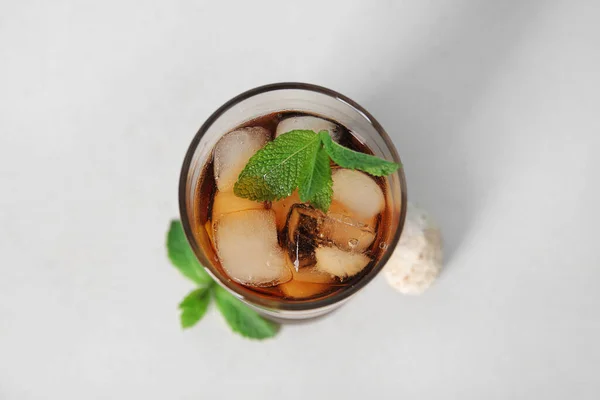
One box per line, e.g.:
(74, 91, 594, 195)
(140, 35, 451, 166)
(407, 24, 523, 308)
(190, 112, 393, 301)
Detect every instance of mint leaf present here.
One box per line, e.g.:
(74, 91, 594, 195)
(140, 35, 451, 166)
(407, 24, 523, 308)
(179, 286, 211, 329)
(310, 180, 333, 212)
(320, 131, 400, 176)
(233, 129, 400, 213)
(299, 144, 332, 211)
(212, 285, 279, 340)
(234, 130, 333, 212)
(234, 130, 322, 202)
(166, 220, 279, 339)
(167, 220, 212, 285)
(298, 142, 332, 209)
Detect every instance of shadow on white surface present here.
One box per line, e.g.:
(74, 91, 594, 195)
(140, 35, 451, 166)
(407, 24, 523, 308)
(354, 0, 542, 265)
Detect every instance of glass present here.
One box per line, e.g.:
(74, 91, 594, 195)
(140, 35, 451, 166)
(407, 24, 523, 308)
(179, 83, 407, 320)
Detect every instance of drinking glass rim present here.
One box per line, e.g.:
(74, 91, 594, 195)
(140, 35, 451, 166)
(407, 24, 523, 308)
(179, 82, 408, 312)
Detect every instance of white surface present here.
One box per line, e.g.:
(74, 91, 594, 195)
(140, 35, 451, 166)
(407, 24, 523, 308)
(1, 1, 599, 399)
(384, 203, 443, 295)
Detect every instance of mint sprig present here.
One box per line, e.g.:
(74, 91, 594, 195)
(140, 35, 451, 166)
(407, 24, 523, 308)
(234, 130, 323, 202)
(213, 285, 279, 339)
(179, 287, 211, 329)
(319, 132, 400, 176)
(233, 130, 400, 212)
(167, 220, 212, 285)
(166, 220, 279, 339)
(298, 144, 332, 211)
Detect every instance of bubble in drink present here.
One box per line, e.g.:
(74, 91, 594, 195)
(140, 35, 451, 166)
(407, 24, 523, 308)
(214, 127, 270, 191)
(276, 116, 344, 143)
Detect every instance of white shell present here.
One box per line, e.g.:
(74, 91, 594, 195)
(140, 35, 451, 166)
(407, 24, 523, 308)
(383, 203, 443, 294)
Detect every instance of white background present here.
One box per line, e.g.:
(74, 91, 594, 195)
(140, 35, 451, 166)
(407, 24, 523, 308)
(1, 1, 599, 399)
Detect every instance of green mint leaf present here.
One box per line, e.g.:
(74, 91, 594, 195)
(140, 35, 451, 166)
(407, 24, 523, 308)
(299, 144, 332, 211)
(298, 141, 332, 212)
(179, 286, 211, 329)
(234, 130, 322, 202)
(319, 131, 401, 176)
(233, 129, 399, 213)
(212, 285, 279, 340)
(310, 179, 333, 212)
(167, 220, 212, 285)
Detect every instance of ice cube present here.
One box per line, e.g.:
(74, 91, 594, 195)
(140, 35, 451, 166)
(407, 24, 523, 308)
(280, 281, 330, 299)
(321, 212, 376, 253)
(283, 252, 334, 283)
(285, 203, 375, 269)
(212, 190, 264, 222)
(293, 266, 335, 284)
(314, 246, 371, 279)
(276, 116, 343, 142)
(285, 204, 323, 269)
(328, 199, 377, 229)
(214, 209, 291, 287)
(213, 127, 270, 191)
(271, 190, 302, 231)
(332, 169, 385, 220)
